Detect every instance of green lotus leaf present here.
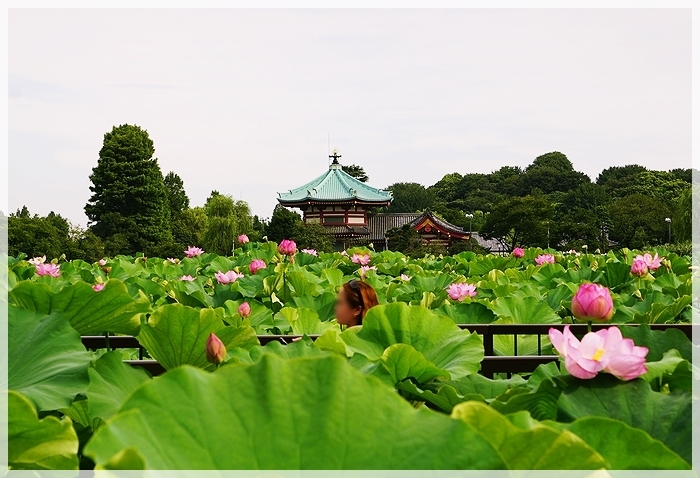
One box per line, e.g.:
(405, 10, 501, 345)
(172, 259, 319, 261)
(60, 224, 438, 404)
(563, 417, 690, 470)
(9, 279, 151, 335)
(339, 303, 484, 379)
(556, 373, 692, 463)
(137, 303, 258, 371)
(84, 355, 507, 469)
(7, 390, 79, 470)
(8, 305, 91, 411)
(85, 351, 151, 423)
(451, 401, 607, 470)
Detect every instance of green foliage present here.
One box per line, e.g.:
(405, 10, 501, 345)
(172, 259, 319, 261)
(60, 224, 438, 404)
(163, 171, 189, 218)
(481, 194, 553, 249)
(172, 206, 208, 249)
(386, 182, 436, 213)
(137, 303, 258, 371)
(5, 244, 695, 471)
(671, 188, 692, 242)
(8, 306, 91, 411)
(608, 193, 671, 248)
(84, 355, 509, 469)
(201, 194, 254, 255)
(341, 163, 369, 182)
(265, 204, 302, 243)
(518, 152, 590, 195)
(8, 391, 80, 470)
(85, 124, 172, 255)
(294, 221, 335, 252)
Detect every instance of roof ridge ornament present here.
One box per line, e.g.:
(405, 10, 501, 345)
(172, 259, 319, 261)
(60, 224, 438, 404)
(329, 148, 341, 165)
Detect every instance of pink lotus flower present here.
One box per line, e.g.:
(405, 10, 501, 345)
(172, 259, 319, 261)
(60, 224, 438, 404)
(184, 246, 203, 258)
(215, 270, 244, 285)
(351, 253, 371, 265)
(238, 302, 251, 318)
(535, 254, 555, 265)
(400, 274, 412, 281)
(512, 247, 525, 258)
(549, 325, 648, 380)
(92, 283, 105, 292)
(636, 252, 663, 271)
(179, 275, 196, 282)
(446, 283, 477, 301)
(35, 263, 61, 277)
(98, 259, 107, 266)
(566, 249, 580, 256)
(238, 234, 250, 244)
(278, 239, 297, 256)
(249, 259, 266, 274)
(359, 265, 378, 279)
(630, 258, 648, 277)
(301, 248, 318, 256)
(28, 256, 47, 265)
(206, 332, 227, 365)
(571, 283, 614, 323)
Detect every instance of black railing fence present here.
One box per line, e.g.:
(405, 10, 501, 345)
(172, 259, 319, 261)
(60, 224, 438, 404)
(82, 323, 695, 379)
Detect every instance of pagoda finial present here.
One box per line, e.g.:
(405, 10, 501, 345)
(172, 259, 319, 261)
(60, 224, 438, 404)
(329, 148, 341, 165)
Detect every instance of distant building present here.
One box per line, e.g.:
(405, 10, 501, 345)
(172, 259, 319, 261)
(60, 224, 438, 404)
(277, 150, 392, 250)
(277, 150, 504, 252)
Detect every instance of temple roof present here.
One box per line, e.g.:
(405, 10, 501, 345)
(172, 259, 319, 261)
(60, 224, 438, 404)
(278, 162, 392, 205)
(408, 209, 468, 237)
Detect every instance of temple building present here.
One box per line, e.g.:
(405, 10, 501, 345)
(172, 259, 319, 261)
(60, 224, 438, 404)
(278, 149, 501, 252)
(277, 149, 392, 249)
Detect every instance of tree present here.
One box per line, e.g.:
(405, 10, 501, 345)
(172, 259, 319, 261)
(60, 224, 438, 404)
(618, 171, 690, 205)
(481, 194, 554, 250)
(608, 193, 670, 248)
(294, 222, 334, 252)
(386, 182, 435, 213)
(164, 172, 189, 219)
(203, 194, 238, 255)
(172, 207, 208, 248)
(518, 152, 590, 195)
(386, 224, 423, 254)
(8, 209, 69, 259)
(85, 124, 172, 255)
(266, 205, 303, 243)
(671, 188, 693, 242)
(342, 164, 369, 182)
(595, 164, 647, 196)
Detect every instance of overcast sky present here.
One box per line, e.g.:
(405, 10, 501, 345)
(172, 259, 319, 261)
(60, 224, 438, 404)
(8, 8, 691, 225)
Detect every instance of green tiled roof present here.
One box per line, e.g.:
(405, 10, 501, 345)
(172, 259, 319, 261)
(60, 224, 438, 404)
(278, 163, 392, 204)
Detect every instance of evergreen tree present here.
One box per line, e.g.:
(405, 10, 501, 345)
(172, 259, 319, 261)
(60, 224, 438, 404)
(266, 205, 303, 243)
(342, 164, 369, 182)
(85, 124, 172, 255)
(164, 172, 190, 219)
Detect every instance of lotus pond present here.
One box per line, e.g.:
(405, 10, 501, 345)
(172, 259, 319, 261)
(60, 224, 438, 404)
(5, 243, 697, 470)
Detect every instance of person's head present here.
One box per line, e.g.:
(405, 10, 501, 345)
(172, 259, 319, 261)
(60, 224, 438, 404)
(335, 279, 379, 327)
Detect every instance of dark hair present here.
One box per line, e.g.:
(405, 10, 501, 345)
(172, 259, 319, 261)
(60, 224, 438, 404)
(342, 279, 379, 324)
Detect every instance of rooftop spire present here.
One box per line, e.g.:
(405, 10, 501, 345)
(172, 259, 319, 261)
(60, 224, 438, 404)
(329, 148, 341, 165)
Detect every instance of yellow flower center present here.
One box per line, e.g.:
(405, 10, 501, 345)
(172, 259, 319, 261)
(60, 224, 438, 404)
(592, 348, 605, 361)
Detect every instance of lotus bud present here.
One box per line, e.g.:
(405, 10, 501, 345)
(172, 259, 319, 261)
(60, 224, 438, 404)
(206, 332, 226, 365)
(512, 247, 525, 258)
(238, 302, 251, 318)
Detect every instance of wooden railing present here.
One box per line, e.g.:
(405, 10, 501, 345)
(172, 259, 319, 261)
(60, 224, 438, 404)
(82, 323, 695, 379)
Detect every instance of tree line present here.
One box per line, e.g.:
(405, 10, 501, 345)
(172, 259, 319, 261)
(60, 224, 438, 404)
(7, 124, 695, 260)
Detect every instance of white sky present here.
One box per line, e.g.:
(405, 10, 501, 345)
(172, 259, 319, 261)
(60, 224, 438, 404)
(8, 8, 691, 225)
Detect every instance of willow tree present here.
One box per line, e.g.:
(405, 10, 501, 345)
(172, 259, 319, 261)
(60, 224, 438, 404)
(202, 193, 253, 255)
(85, 124, 171, 255)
